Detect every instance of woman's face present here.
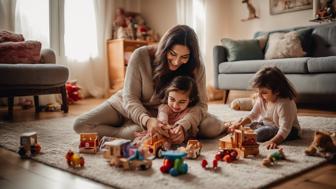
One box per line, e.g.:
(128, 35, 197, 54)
(167, 90, 190, 113)
(166, 44, 190, 71)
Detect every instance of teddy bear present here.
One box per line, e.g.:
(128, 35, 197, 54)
(304, 130, 336, 159)
(230, 93, 258, 111)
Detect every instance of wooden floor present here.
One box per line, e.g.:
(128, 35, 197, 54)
(0, 92, 335, 189)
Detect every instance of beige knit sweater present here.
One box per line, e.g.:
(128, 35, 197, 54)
(107, 46, 208, 135)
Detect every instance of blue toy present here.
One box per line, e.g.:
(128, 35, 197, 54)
(160, 150, 188, 176)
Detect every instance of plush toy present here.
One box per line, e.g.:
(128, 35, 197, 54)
(262, 148, 286, 166)
(305, 130, 336, 159)
(65, 80, 81, 104)
(230, 97, 254, 111)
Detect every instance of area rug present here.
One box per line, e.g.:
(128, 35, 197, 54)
(0, 104, 335, 189)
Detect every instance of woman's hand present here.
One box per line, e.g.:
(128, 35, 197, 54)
(170, 125, 185, 144)
(147, 118, 170, 137)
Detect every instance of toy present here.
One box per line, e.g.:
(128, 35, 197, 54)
(230, 97, 254, 111)
(262, 148, 286, 166)
(65, 80, 81, 104)
(103, 138, 152, 170)
(177, 139, 202, 159)
(141, 133, 169, 158)
(219, 126, 259, 158)
(66, 150, 85, 168)
(79, 133, 99, 153)
(241, 0, 258, 21)
(18, 132, 41, 158)
(201, 159, 219, 170)
(215, 148, 238, 163)
(305, 130, 336, 159)
(160, 151, 188, 176)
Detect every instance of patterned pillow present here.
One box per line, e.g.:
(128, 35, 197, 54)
(0, 30, 25, 43)
(0, 41, 41, 64)
(265, 31, 305, 60)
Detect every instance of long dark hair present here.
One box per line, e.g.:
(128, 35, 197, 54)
(161, 76, 199, 107)
(251, 66, 297, 100)
(152, 25, 201, 98)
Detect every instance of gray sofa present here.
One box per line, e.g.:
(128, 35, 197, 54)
(0, 49, 69, 118)
(213, 22, 336, 103)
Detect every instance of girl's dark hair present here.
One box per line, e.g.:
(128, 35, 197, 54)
(161, 76, 199, 107)
(251, 66, 297, 100)
(152, 25, 201, 98)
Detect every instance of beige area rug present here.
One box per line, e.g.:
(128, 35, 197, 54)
(0, 104, 335, 189)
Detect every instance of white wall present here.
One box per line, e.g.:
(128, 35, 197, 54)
(135, 0, 317, 86)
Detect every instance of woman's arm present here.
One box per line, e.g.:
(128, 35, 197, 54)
(122, 47, 153, 129)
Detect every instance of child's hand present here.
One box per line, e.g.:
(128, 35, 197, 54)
(170, 125, 185, 144)
(147, 118, 169, 137)
(265, 141, 278, 149)
(228, 122, 241, 132)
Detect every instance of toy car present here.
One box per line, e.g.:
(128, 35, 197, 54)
(18, 132, 41, 158)
(66, 150, 85, 168)
(178, 139, 202, 159)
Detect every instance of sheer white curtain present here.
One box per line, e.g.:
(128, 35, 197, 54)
(176, 0, 206, 56)
(15, 0, 50, 49)
(62, 0, 112, 98)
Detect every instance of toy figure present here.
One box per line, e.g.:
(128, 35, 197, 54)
(305, 130, 336, 159)
(262, 148, 286, 166)
(177, 139, 202, 159)
(160, 151, 188, 176)
(66, 80, 81, 104)
(241, 0, 259, 21)
(18, 132, 41, 159)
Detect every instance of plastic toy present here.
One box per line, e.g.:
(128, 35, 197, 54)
(177, 139, 202, 159)
(262, 148, 286, 166)
(79, 133, 99, 153)
(219, 126, 259, 158)
(160, 151, 188, 176)
(305, 130, 336, 159)
(18, 132, 41, 158)
(103, 138, 152, 170)
(66, 150, 85, 168)
(66, 80, 81, 104)
(215, 148, 238, 163)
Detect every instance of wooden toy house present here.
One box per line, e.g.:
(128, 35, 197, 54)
(219, 126, 259, 158)
(79, 133, 99, 153)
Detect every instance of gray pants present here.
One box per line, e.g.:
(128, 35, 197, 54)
(73, 100, 226, 140)
(247, 122, 299, 142)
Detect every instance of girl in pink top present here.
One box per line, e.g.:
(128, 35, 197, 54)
(157, 75, 199, 142)
(229, 66, 301, 149)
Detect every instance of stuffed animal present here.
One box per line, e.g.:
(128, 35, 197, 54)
(305, 130, 336, 159)
(262, 148, 286, 166)
(65, 80, 81, 104)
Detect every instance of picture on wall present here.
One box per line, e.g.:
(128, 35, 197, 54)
(270, 0, 313, 15)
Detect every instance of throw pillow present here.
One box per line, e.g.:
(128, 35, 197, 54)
(295, 28, 314, 56)
(0, 30, 25, 43)
(0, 41, 41, 64)
(264, 31, 305, 60)
(221, 38, 264, 61)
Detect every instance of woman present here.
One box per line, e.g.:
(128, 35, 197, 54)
(73, 25, 225, 144)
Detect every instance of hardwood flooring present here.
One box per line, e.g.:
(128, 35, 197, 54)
(0, 92, 335, 189)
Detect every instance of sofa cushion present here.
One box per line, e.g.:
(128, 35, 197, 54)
(265, 32, 305, 60)
(219, 57, 309, 74)
(0, 41, 41, 64)
(0, 64, 69, 87)
(0, 30, 24, 43)
(307, 56, 336, 73)
(221, 38, 263, 61)
(312, 22, 336, 57)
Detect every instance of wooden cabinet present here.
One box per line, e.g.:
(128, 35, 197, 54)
(107, 39, 148, 92)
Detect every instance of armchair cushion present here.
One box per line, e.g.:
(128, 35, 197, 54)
(0, 30, 24, 43)
(0, 40, 42, 64)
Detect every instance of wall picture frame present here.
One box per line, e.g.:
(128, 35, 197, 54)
(270, 0, 313, 15)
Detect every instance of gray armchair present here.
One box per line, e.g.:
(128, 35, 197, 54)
(0, 48, 69, 118)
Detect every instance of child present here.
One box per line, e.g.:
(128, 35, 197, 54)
(133, 76, 199, 147)
(229, 66, 301, 149)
